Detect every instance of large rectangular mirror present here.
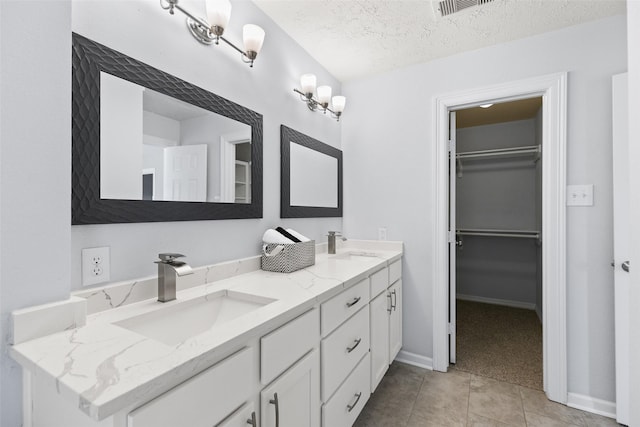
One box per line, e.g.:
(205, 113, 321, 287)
(280, 125, 342, 217)
(72, 33, 262, 224)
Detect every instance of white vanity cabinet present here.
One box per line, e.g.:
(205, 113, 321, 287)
(127, 346, 255, 427)
(261, 350, 320, 427)
(369, 260, 403, 392)
(217, 402, 257, 427)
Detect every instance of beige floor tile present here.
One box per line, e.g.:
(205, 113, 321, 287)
(525, 411, 582, 427)
(409, 370, 471, 426)
(466, 412, 513, 426)
(519, 387, 588, 426)
(581, 411, 621, 427)
(406, 411, 465, 427)
(354, 362, 426, 427)
(468, 376, 525, 426)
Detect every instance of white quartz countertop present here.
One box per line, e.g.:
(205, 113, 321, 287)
(10, 243, 402, 421)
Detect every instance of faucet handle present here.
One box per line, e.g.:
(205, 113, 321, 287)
(158, 253, 186, 261)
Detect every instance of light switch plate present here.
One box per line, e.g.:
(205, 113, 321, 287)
(567, 184, 594, 206)
(82, 247, 110, 286)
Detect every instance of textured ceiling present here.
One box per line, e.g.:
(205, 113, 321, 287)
(252, 0, 626, 82)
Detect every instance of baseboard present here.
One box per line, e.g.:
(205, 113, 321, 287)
(567, 393, 616, 419)
(394, 350, 433, 370)
(457, 294, 536, 311)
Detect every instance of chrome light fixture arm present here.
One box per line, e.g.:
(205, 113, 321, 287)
(160, 0, 263, 67)
(293, 88, 343, 121)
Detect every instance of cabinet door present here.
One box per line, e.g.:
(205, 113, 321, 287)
(217, 402, 257, 427)
(369, 290, 390, 392)
(261, 350, 320, 427)
(389, 280, 403, 361)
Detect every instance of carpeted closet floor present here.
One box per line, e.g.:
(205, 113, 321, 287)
(454, 299, 543, 390)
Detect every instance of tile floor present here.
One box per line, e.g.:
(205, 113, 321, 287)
(354, 362, 621, 427)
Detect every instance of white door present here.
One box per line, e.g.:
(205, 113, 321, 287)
(612, 73, 629, 426)
(163, 144, 208, 201)
(449, 111, 457, 364)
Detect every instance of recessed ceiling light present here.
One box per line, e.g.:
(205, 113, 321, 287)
(479, 103, 494, 108)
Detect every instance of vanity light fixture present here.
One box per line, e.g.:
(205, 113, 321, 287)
(294, 74, 346, 122)
(160, 0, 265, 67)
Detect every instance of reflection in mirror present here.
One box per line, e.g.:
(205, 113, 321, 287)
(280, 125, 342, 218)
(290, 141, 338, 208)
(100, 72, 251, 203)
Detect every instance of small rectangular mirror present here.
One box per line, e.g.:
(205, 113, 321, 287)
(280, 125, 342, 217)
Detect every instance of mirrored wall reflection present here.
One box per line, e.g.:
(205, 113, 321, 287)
(290, 141, 338, 208)
(100, 72, 252, 203)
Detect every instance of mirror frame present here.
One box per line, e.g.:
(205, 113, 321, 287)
(280, 125, 343, 218)
(71, 33, 263, 224)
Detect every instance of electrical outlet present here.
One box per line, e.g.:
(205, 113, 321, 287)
(378, 227, 387, 241)
(82, 247, 110, 287)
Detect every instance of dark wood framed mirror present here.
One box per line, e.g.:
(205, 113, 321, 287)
(72, 33, 263, 224)
(280, 125, 342, 218)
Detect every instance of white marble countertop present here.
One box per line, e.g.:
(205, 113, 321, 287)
(10, 242, 402, 421)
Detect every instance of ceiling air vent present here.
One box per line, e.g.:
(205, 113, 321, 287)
(438, 0, 494, 16)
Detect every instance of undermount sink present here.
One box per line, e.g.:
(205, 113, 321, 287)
(330, 251, 381, 260)
(114, 290, 276, 346)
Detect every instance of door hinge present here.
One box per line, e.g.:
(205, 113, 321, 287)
(448, 323, 455, 334)
(448, 140, 455, 153)
(448, 230, 456, 243)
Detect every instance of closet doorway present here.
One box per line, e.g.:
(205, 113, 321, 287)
(451, 98, 543, 390)
(432, 73, 568, 404)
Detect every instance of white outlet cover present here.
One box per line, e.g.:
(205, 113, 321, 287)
(82, 247, 110, 287)
(566, 184, 594, 206)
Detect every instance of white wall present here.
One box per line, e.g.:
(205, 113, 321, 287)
(343, 15, 626, 402)
(627, 1, 640, 425)
(70, 0, 343, 289)
(0, 2, 72, 426)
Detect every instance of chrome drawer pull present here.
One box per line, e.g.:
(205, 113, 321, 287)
(391, 289, 397, 311)
(347, 392, 362, 412)
(246, 411, 257, 426)
(269, 392, 280, 427)
(346, 338, 362, 353)
(346, 296, 361, 308)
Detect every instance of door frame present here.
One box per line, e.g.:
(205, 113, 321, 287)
(432, 72, 568, 404)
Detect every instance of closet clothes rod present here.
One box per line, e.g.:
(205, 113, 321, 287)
(456, 145, 541, 160)
(456, 228, 540, 240)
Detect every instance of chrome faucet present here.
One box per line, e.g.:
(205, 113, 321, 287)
(155, 253, 193, 303)
(327, 231, 346, 255)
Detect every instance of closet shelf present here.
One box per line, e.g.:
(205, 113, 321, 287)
(456, 145, 541, 161)
(456, 228, 540, 240)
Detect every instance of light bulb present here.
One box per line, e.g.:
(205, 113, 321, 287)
(300, 74, 317, 96)
(332, 96, 346, 113)
(205, 0, 232, 32)
(317, 86, 332, 106)
(243, 24, 265, 57)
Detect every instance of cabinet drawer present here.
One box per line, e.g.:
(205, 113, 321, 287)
(217, 402, 256, 427)
(369, 267, 389, 298)
(128, 347, 254, 427)
(322, 353, 370, 427)
(321, 278, 369, 337)
(321, 306, 369, 401)
(261, 308, 319, 385)
(389, 259, 402, 284)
